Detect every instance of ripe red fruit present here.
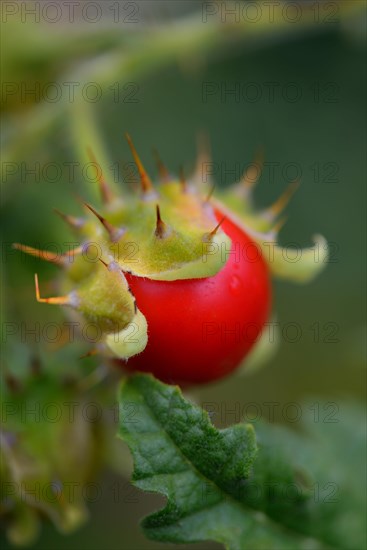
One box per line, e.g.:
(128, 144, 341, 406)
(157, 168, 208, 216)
(15, 135, 327, 387)
(124, 213, 271, 384)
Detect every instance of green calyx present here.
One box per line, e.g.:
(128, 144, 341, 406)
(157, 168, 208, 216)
(78, 180, 231, 281)
(15, 137, 328, 361)
(16, 136, 231, 360)
(214, 166, 328, 283)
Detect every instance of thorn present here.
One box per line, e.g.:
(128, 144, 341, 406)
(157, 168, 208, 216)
(63, 245, 84, 259)
(84, 202, 125, 243)
(266, 180, 299, 218)
(155, 204, 168, 239)
(13, 243, 82, 265)
(79, 348, 99, 360)
(204, 183, 216, 204)
(98, 258, 108, 268)
(98, 256, 124, 273)
(152, 148, 170, 182)
(203, 216, 226, 241)
(34, 274, 72, 305)
(127, 287, 137, 312)
(210, 216, 226, 237)
(194, 131, 211, 187)
(13, 243, 65, 266)
(54, 209, 85, 230)
(98, 259, 128, 289)
(179, 166, 188, 192)
(86, 147, 113, 204)
(242, 148, 264, 190)
(122, 159, 139, 188)
(272, 216, 288, 234)
(125, 133, 154, 194)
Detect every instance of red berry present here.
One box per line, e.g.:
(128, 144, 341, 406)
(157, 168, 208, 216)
(123, 213, 271, 384)
(16, 136, 327, 386)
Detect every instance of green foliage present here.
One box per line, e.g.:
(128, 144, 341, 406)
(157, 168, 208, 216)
(118, 374, 366, 550)
(0, 348, 114, 547)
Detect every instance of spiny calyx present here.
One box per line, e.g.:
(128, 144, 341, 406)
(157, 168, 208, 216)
(14, 136, 328, 361)
(15, 136, 231, 359)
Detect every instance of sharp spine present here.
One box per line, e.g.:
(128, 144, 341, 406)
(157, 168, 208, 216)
(193, 131, 211, 188)
(79, 348, 99, 359)
(203, 216, 226, 241)
(153, 148, 170, 182)
(54, 209, 85, 229)
(87, 147, 114, 204)
(155, 204, 168, 239)
(242, 148, 264, 190)
(13, 243, 82, 266)
(84, 202, 125, 243)
(264, 180, 299, 219)
(204, 183, 216, 204)
(125, 133, 155, 195)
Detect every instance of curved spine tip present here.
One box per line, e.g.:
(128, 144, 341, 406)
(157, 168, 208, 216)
(34, 274, 72, 305)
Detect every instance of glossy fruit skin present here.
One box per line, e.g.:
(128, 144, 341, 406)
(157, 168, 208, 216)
(122, 213, 271, 384)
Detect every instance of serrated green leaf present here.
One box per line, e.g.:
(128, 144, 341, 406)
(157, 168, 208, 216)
(117, 374, 332, 550)
(252, 400, 366, 550)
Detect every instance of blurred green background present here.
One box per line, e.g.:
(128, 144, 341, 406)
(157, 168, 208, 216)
(1, 1, 366, 549)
